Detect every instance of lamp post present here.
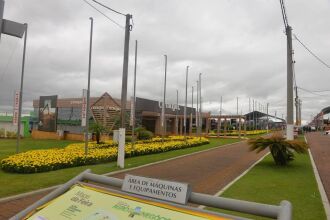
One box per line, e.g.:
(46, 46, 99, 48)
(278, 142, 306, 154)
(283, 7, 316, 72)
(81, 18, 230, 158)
(196, 80, 199, 136)
(15, 23, 27, 154)
(198, 73, 202, 138)
(161, 55, 167, 142)
(84, 17, 93, 156)
(184, 66, 189, 141)
(176, 89, 178, 135)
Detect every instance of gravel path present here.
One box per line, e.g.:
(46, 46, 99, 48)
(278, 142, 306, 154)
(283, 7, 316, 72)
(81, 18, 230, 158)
(0, 140, 266, 219)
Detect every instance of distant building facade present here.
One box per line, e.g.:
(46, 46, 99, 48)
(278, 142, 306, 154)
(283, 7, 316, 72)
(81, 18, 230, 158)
(32, 92, 199, 136)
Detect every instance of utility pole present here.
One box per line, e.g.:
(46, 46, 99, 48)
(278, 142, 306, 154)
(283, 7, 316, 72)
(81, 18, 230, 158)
(131, 40, 138, 150)
(84, 17, 93, 156)
(286, 25, 294, 140)
(295, 86, 299, 126)
(120, 14, 132, 129)
(162, 55, 167, 141)
(184, 66, 189, 141)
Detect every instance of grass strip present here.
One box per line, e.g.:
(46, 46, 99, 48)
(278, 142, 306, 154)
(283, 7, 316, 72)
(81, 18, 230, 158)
(0, 138, 239, 198)
(208, 136, 326, 220)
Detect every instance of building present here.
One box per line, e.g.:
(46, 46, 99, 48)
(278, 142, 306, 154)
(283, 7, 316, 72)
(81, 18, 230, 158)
(32, 92, 203, 140)
(0, 115, 31, 138)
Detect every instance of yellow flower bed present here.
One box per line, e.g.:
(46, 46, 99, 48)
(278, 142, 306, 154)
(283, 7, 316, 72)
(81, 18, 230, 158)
(209, 130, 268, 136)
(1, 137, 209, 173)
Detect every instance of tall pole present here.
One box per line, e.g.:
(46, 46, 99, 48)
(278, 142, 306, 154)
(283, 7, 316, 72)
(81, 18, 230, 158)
(295, 86, 299, 126)
(299, 99, 302, 126)
(218, 96, 222, 137)
(120, 14, 132, 129)
(220, 96, 222, 134)
(196, 80, 199, 136)
(16, 23, 27, 154)
(252, 99, 255, 131)
(236, 97, 239, 131)
(84, 18, 93, 156)
(286, 25, 294, 140)
(184, 66, 189, 141)
(131, 40, 138, 149)
(190, 86, 193, 135)
(176, 89, 178, 135)
(162, 55, 167, 141)
(0, 0, 4, 40)
(199, 73, 202, 137)
(267, 103, 269, 133)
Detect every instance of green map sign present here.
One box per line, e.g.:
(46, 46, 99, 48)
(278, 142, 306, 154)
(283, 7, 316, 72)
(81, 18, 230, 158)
(26, 185, 230, 220)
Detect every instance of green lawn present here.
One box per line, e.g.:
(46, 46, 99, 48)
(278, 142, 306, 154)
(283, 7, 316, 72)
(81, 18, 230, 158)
(208, 136, 326, 220)
(0, 137, 239, 198)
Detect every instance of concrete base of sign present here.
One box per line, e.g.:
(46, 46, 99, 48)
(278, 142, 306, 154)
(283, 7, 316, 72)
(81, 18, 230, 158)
(286, 124, 294, 140)
(117, 128, 125, 168)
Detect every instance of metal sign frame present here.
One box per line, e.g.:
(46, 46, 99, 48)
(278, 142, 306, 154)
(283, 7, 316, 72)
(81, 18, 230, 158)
(10, 170, 292, 220)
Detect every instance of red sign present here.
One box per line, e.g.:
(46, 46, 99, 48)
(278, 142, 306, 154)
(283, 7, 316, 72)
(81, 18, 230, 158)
(13, 90, 20, 126)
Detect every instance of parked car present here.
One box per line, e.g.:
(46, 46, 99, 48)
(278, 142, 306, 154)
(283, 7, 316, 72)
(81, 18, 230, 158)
(324, 130, 330, 135)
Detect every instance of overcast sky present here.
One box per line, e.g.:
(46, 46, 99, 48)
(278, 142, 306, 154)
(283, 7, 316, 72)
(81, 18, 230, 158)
(0, 0, 329, 124)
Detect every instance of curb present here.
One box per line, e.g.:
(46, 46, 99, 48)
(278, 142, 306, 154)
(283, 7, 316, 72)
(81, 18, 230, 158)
(305, 135, 330, 220)
(0, 139, 244, 203)
(198, 151, 270, 209)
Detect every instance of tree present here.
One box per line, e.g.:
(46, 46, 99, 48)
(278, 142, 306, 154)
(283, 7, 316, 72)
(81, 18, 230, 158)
(248, 134, 308, 166)
(89, 122, 107, 144)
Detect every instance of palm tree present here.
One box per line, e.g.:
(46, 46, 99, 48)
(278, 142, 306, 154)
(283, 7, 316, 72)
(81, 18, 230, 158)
(89, 122, 107, 144)
(248, 134, 308, 166)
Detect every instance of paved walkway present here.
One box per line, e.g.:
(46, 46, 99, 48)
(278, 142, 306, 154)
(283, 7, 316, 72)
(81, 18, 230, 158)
(306, 132, 330, 202)
(0, 140, 266, 219)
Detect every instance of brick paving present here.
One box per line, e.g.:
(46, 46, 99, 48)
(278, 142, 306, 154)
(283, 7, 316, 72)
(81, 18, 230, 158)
(305, 132, 330, 202)
(0, 140, 266, 219)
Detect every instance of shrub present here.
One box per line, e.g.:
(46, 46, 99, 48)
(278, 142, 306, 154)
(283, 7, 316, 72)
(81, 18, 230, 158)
(135, 127, 153, 140)
(248, 134, 308, 166)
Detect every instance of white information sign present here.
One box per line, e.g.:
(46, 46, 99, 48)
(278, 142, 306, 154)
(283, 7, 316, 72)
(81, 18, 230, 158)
(122, 174, 190, 205)
(81, 89, 87, 126)
(13, 90, 20, 126)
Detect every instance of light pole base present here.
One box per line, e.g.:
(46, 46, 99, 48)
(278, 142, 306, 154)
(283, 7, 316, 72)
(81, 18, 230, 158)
(117, 128, 125, 168)
(286, 124, 294, 140)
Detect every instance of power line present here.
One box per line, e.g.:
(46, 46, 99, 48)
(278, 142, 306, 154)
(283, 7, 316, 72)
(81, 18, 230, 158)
(279, 0, 289, 29)
(82, 0, 124, 29)
(293, 34, 330, 69)
(298, 86, 330, 97)
(91, 0, 126, 16)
